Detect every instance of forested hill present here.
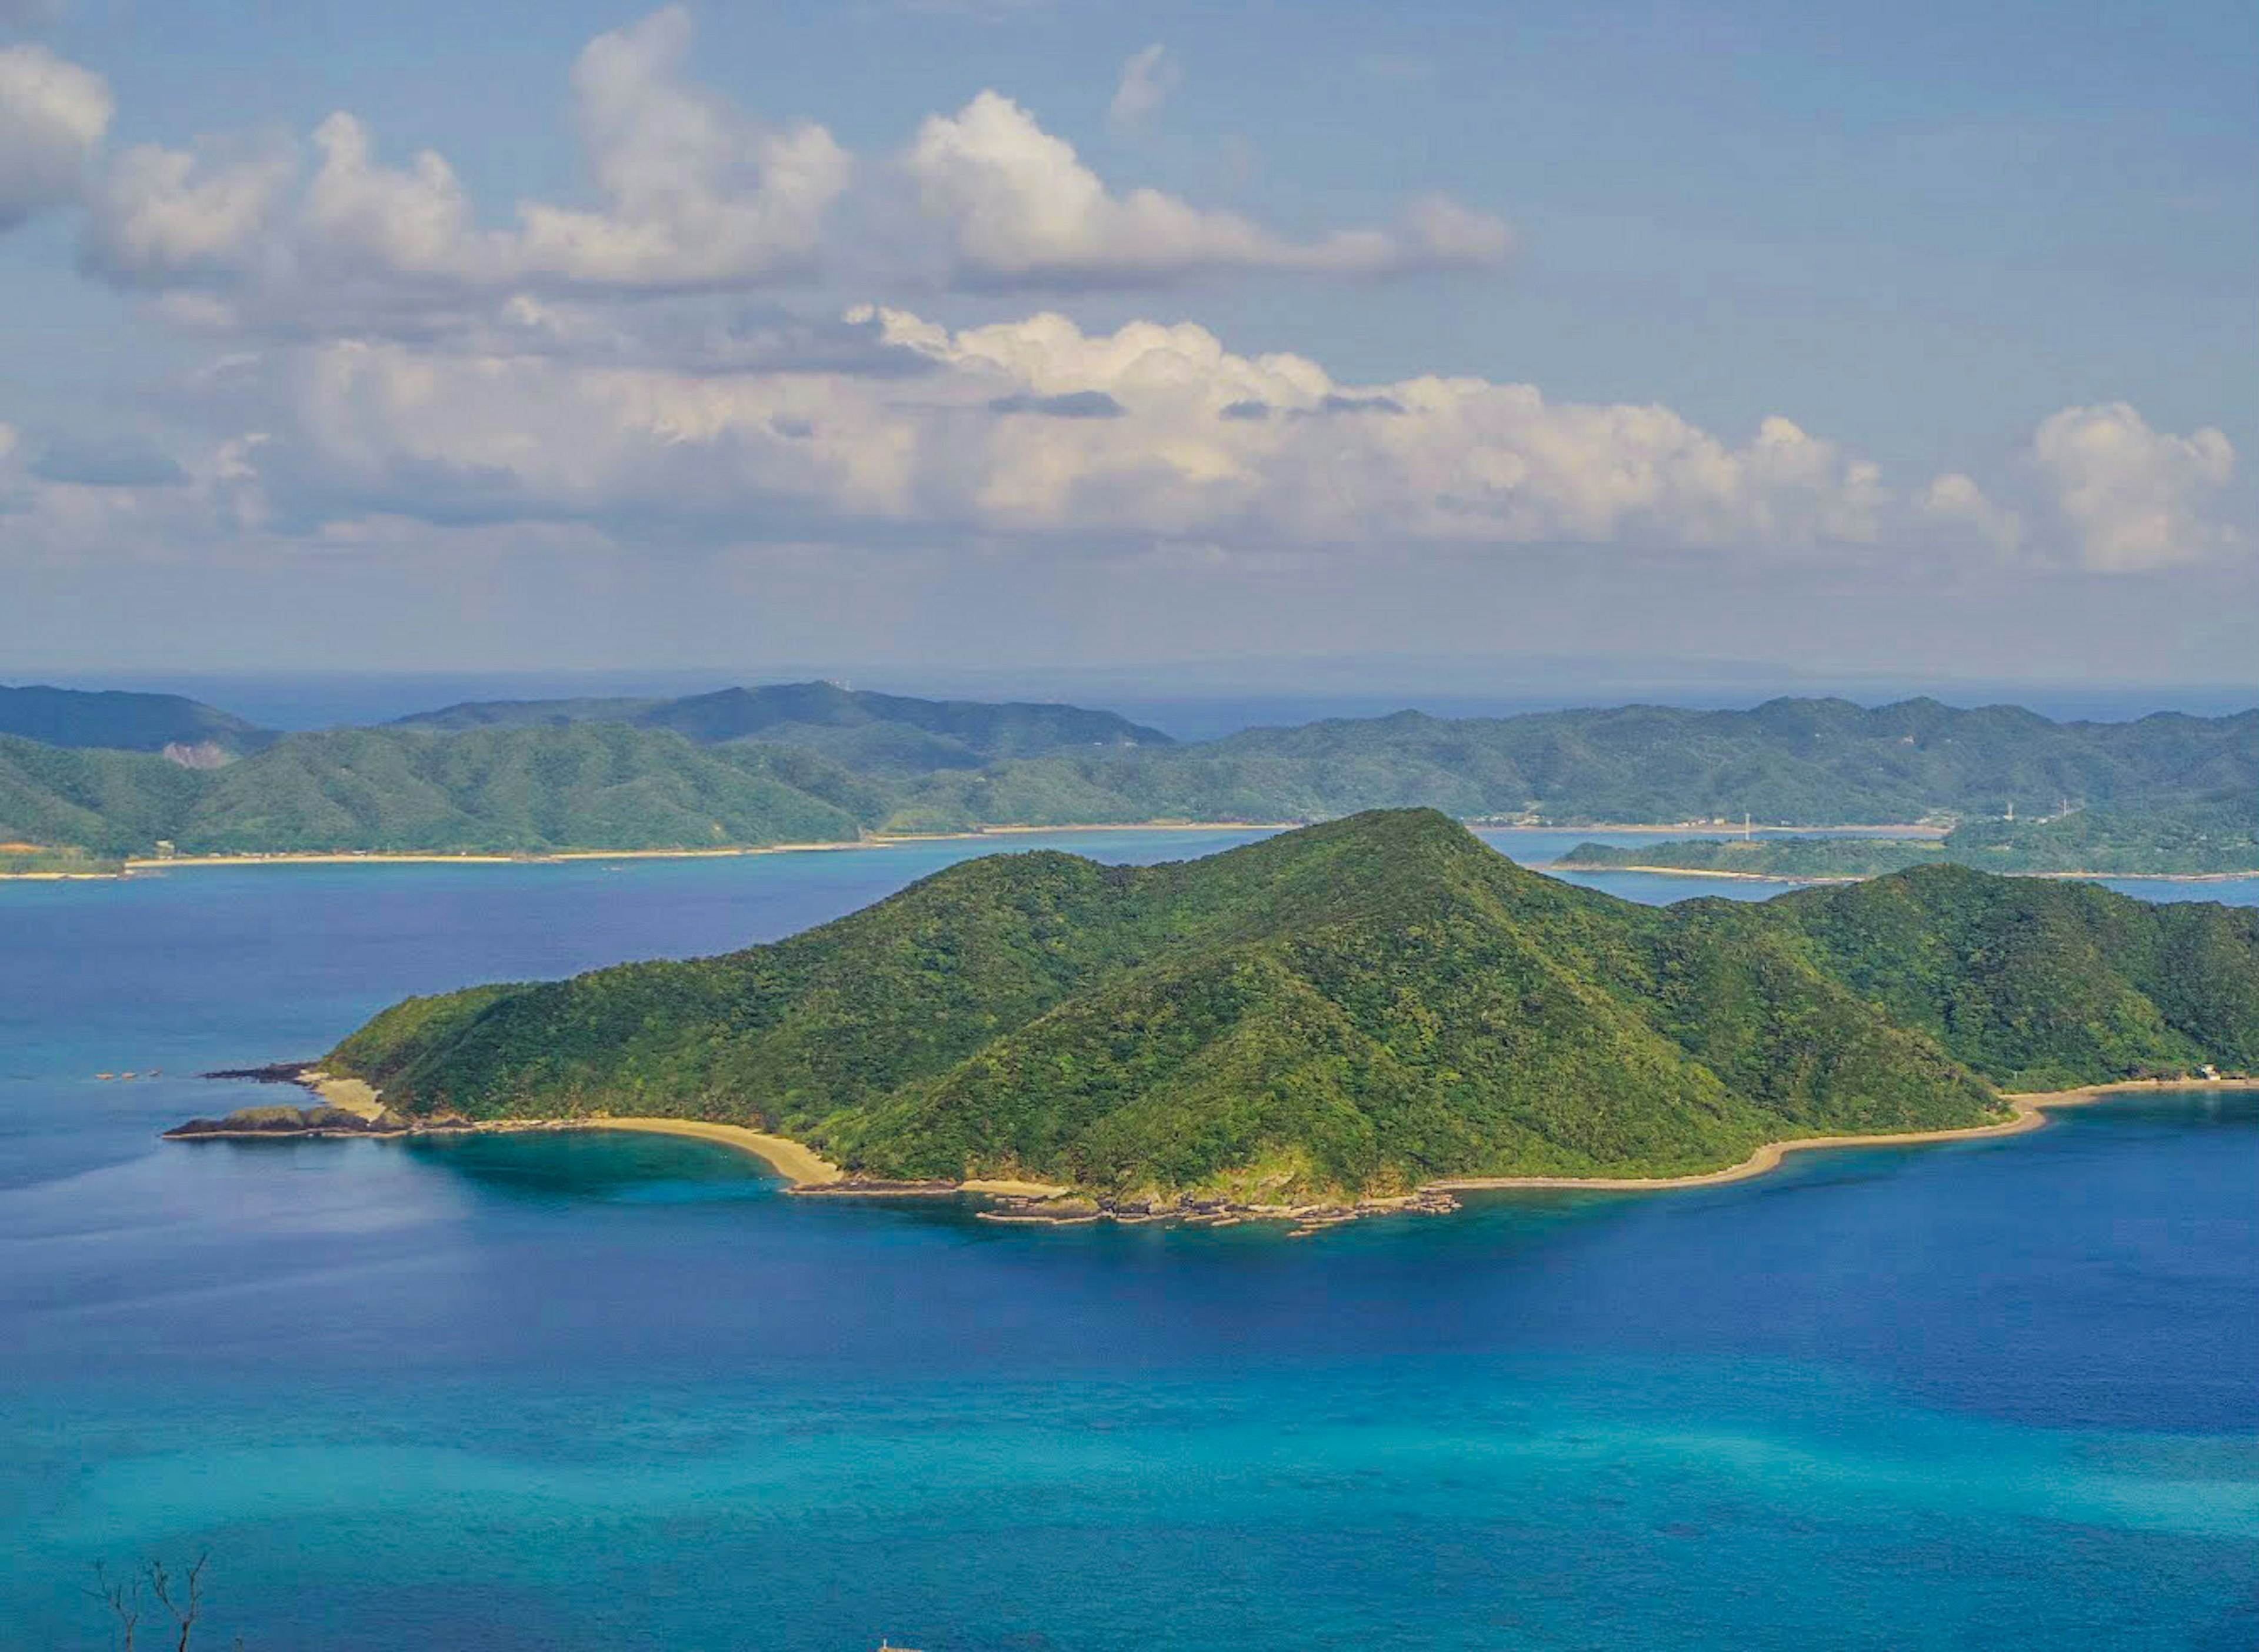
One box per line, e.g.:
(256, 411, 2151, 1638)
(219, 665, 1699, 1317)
(326, 811, 2259, 1200)
(0, 683, 275, 758)
(3, 691, 2253, 862)
(389, 681, 1174, 774)
(0, 726, 887, 857)
(888, 698, 2259, 830)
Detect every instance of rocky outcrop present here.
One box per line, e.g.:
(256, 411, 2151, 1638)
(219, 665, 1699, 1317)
(164, 1103, 411, 1139)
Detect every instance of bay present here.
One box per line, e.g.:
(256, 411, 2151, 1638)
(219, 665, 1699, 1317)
(4, 832, 2254, 1651)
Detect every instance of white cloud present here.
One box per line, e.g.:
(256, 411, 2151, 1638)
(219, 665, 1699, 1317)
(2030, 402, 2238, 571)
(81, 138, 295, 279)
(0, 41, 109, 226)
(508, 5, 849, 287)
(905, 91, 1511, 286)
(1107, 44, 1180, 135)
(247, 303, 1894, 556)
(81, 6, 848, 305)
(1917, 471, 2022, 554)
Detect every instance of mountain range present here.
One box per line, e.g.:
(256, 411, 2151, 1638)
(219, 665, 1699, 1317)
(4, 682, 2253, 865)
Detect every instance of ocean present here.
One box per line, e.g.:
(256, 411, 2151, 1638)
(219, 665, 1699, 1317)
(4, 833, 2254, 1651)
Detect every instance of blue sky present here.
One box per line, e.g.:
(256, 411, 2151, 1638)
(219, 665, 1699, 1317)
(1, 1, 2252, 686)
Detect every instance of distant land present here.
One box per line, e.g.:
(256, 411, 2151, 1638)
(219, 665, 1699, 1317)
(3, 682, 2254, 872)
(1558, 791, 2259, 882)
(0, 683, 275, 762)
(388, 680, 1174, 774)
(299, 812, 2258, 1211)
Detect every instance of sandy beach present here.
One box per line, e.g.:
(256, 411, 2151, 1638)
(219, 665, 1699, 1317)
(237, 1071, 2248, 1217)
(569, 1117, 847, 1184)
(1426, 1077, 2252, 1194)
(302, 1071, 387, 1119)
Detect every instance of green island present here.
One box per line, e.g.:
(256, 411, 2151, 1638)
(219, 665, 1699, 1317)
(1556, 790, 2259, 881)
(5, 683, 2254, 871)
(288, 811, 2258, 1214)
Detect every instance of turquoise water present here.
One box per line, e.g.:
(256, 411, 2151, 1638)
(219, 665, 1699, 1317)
(4, 835, 2255, 1650)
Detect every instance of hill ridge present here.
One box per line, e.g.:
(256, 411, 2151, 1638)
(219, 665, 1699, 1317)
(322, 811, 2259, 1200)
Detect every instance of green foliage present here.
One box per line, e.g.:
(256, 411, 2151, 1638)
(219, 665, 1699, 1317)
(0, 843, 125, 876)
(0, 735, 206, 856)
(892, 698, 2258, 830)
(0, 725, 875, 856)
(5, 692, 2253, 868)
(329, 810, 2254, 1200)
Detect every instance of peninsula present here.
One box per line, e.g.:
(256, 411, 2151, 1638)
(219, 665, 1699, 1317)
(1555, 791, 2259, 883)
(242, 811, 2257, 1217)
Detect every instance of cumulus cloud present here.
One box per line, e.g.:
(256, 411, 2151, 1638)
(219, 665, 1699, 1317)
(508, 6, 849, 287)
(1917, 471, 2022, 554)
(1107, 44, 1179, 135)
(242, 303, 1896, 555)
(81, 6, 848, 306)
(905, 91, 1511, 286)
(2028, 402, 2239, 572)
(0, 41, 109, 227)
(81, 137, 295, 280)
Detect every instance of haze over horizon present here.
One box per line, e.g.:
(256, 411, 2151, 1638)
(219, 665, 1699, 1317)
(2, 1, 2253, 677)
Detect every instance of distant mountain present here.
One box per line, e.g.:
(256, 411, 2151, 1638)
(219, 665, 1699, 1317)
(1558, 792, 2259, 880)
(0, 683, 275, 759)
(0, 725, 888, 857)
(888, 697, 2259, 830)
(390, 681, 1175, 774)
(6, 690, 2254, 867)
(325, 811, 2259, 1200)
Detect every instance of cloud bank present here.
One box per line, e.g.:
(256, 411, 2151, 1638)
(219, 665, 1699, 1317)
(0, 8, 2243, 589)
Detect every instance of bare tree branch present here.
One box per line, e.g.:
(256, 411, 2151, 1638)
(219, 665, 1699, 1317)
(84, 1560, 141, 1652)
(144, 1552, 207, 1652)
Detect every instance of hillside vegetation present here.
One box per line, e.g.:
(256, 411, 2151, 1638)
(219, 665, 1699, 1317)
(0, 683, 275, 757)
(4, 692, 2253, 865)
(888, 699, 2258, 830)
(0, 726, 884, 856)
(391, 680, 1174, 775)
(1558, 792, 2259, 880)
(326, 812, 2259, 1200)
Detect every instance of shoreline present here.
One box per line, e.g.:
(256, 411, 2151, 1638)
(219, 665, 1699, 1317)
(1425, 1077, 2252, 1193)
(1551, 860, 2259, 886)
(193, 1074, 2242, 1227)
(1, 819, 1995, 882)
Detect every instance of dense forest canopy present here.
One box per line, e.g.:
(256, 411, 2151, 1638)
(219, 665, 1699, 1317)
(327, 812, 2259, 1200)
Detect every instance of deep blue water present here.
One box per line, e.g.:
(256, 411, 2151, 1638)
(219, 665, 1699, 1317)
(4, 836, 2255, 1651)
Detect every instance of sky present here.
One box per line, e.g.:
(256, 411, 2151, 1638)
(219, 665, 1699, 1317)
(0, 0, 2253, 693)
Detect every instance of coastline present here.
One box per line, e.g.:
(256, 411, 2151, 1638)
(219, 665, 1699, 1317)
(1550, 860, 2259, 886)
(1425, 1077, 2252, 1194)
(275, 1075, 2247, 1226)
(1, 818, 1994, 882)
